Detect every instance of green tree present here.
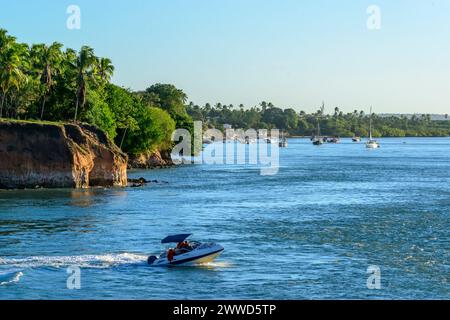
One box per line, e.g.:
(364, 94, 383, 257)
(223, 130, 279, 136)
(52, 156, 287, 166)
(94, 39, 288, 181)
(0, 42, 26, 117)
(74, 46, 97, 121)
(122, 106, 175, 155)
(84, 90, 117, 139)
(144, 83, 193, 135)
(31, 42, 63, 119)
(96, 57, 114, 84)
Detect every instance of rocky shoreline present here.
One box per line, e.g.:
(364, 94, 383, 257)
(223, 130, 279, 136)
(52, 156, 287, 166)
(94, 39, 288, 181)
(128, 149, 174, 169)
(0, 121, 128, 189)
(127, 177, 169, 188)
(0, 120, 175, 190)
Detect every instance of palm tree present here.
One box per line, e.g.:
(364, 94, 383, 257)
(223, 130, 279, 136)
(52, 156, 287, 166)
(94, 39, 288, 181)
(0, 29, 16, 54)
(0, 44, 25, 118)
(96, 57, 114, 83)
(0, 30, 16, 117)
(32, 42, 63, 119)
(74, 46, 97, 121)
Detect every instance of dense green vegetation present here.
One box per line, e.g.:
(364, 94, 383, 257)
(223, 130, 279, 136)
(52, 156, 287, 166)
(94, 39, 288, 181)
(187, 102, 450, 137)
(0, 29, 190, 155)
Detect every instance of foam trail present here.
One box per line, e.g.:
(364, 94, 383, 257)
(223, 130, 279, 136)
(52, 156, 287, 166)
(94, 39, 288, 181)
(0, 253, 148, 270)
(0, 271, 23, 286)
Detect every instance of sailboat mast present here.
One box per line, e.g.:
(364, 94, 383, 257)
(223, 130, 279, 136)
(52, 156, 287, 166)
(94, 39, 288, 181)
(369, 106, 373, 140)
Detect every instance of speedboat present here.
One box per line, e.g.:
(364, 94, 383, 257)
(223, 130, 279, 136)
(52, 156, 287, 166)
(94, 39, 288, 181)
(147, 234, 224, 267)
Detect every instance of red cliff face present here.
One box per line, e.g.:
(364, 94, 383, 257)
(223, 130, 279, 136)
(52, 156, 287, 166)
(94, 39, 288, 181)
(0, 121, 128, 189)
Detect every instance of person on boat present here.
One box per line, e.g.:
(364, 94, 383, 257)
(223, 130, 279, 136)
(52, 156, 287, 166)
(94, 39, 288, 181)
(176, 241, 190, 250)
(167, 248, 176, 263)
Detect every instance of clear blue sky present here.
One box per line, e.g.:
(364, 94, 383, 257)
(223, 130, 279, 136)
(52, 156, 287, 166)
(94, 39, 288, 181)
(1, 0, 449, 113)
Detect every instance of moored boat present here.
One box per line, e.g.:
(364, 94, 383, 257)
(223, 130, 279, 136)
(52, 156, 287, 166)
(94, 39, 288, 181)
(365, 107, 380, 149)
(279, 132, 288, 147)
(312, 103, 325, 146)
(326, 136, 340, 143)
(312, 137, 323, 145)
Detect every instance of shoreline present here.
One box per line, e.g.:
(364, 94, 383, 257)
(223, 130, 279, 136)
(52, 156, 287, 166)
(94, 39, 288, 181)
(288, 135, 450, 138)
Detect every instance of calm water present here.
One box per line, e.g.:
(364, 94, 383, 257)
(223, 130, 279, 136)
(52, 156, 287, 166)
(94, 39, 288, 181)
(0, 138, 449, 299)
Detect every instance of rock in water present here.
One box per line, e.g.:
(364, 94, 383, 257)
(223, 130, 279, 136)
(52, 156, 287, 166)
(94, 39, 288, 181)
(127, 177, 148, 187)
(0, 121, 128, 189)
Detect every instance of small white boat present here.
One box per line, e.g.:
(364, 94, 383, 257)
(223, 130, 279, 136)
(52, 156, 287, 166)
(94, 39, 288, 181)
(312, 137, 323, 145)
(366, 107, 380, 149)
(243, 137, 256, 144)
(148, 234, 224, 267)
(279, 132, 288, 147)
(326, 136, 340, 144)
(279, 139, 288, 147)
(366, 139, 380, 148)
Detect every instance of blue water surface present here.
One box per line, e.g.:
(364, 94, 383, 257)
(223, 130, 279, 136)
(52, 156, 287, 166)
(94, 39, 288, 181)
(0, 138, 449, 299)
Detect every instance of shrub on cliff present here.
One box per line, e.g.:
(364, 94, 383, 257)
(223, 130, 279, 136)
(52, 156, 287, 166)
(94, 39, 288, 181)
(103, 84, 176, 155)
(121, 106, 175, 155)
(84, 90, 117, 139)
(137, 83, 194, 136)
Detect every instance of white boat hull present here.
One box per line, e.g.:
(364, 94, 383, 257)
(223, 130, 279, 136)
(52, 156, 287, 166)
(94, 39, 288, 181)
(366, 142, 380, 149)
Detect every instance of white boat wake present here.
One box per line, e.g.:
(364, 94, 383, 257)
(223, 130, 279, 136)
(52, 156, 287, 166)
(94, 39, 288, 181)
(0, 253, 148, 270)
(0, 271, 24, 286)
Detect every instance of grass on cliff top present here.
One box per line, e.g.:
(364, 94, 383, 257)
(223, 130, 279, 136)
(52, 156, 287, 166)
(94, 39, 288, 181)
(0, 118, 69, 126)
(0, 118, 123, 154)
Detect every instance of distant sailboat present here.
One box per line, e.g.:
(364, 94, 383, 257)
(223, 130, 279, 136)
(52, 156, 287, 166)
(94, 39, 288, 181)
(366, 107, 380, 149)
(312, 119, 323, 145)
(312, 102, 325, 145)
(279, 132, 288, 147)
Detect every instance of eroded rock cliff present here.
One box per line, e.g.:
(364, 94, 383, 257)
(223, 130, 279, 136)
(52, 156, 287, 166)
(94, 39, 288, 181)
(0, 121, 127, 189)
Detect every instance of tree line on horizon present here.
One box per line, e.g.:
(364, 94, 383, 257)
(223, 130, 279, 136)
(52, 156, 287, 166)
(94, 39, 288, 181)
(186, 102, 450, 137)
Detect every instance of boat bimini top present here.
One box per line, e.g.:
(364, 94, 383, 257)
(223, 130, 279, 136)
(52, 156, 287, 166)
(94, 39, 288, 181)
(161, 234, 192, 244)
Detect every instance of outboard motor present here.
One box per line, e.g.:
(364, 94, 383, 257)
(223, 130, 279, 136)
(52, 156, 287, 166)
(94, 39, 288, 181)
(147, 256, 157, 265)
